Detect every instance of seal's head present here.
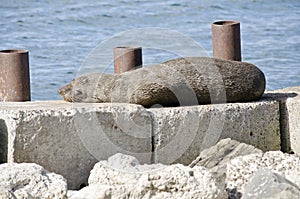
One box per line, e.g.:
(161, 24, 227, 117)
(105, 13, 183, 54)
(58, 73, 102, 103)
(58, 82, 74, 102)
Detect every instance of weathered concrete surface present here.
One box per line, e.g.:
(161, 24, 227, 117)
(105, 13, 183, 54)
(264, 86, 300, 155)
(149, 100, 280, 165)
(69, 153, 226, 199)
(0, 163, 67, 199)
(0, 101, 152, 190)
(59, 57, 266, 107)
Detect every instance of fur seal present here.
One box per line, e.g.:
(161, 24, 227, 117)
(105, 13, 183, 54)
(59, 57, 265, 107)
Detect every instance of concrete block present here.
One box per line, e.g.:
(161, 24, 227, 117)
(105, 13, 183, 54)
(265, 86, 300, 154)
(0, 101, 152, 189)
(0, 95, 286, 187)
(149, 100, 280, 165)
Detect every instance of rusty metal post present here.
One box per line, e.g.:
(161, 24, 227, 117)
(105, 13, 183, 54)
(0, 49, 31, 101)
(113, 46, 142, 73)
(212, 20, 242, 61)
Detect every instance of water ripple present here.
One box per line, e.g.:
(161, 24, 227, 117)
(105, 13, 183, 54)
(0, 0, 299, 100)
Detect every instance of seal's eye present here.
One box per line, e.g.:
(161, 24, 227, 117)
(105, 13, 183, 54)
(81, 77, 89, 84)
(74, 90, 83, 96)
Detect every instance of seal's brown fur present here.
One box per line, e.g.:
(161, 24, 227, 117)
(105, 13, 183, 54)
(59, 57, 265, 107)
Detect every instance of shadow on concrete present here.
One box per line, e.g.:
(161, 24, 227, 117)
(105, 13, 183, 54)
(262, 92, 298, 153)
(262, 92, 298, 100)
(0, 119, 8, 163)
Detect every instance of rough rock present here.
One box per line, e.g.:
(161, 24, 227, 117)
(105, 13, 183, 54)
(0, 163, 67, 199)
(70, 153, 226, 199)
(87, 153, 163, 186)
(226, 151, 300, 194)
(189, 138, 263, 168)
(189, 138, 262, 186)
(59, 57, 265, 107)
(243, 168, 300, 199)
(67, 185, 129, 199)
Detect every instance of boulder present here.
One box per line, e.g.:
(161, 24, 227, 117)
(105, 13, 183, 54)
(0, 163, 67, 199)
(59, 57, 265, 107)
(189, 138, 262, 186)
(226, 151, 300, 194)
(67, 185, 129, 199)
(70, 153, 226, 199)
(189, 138, 263, 168)
(243, 168, 300, 199)
(88, 153, 164, 186)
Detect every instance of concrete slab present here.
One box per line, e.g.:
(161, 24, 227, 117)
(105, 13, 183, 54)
(0, 101, 152, 189)
(265, 86, 300, 154)
(0, 95, 287, 187)
(149, 100, 280, 165)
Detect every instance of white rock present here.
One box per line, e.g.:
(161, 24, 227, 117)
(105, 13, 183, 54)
(88, 153, 166, 187)
(190, 138, 262, 168)
(130, 164, 225, 199)
(226, 151, 300, 194)
(68, 184, 129, 199)
(243, 168, 300, 199)
(189, 138, 262, 188)
(0, 163, 67, 199)
(71, 153, 226, 199)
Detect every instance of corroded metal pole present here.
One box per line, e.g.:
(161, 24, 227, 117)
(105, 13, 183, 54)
(212, 20, 242, 61)
(113, 46, 142, 73)
(0, 49, 31, 101)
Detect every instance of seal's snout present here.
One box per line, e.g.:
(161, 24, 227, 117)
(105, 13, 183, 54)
(58, 87, 64, 96)
(58, 84, 73, 102)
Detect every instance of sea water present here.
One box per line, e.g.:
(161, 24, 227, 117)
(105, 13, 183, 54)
(0, 0, 299, 100)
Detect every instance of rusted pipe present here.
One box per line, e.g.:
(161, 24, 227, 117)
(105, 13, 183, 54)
(0, 49, 31, 101)
(212, 20, 242, 61)
(113, 46, 142, 73)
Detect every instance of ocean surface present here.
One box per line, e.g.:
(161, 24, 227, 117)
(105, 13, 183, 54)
(0, 0, 299, 101)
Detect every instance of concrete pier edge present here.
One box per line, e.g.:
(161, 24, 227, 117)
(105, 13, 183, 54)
(0, 86, 299, 189)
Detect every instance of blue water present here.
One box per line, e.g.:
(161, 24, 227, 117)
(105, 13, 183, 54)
(0, 0, 299, 100)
